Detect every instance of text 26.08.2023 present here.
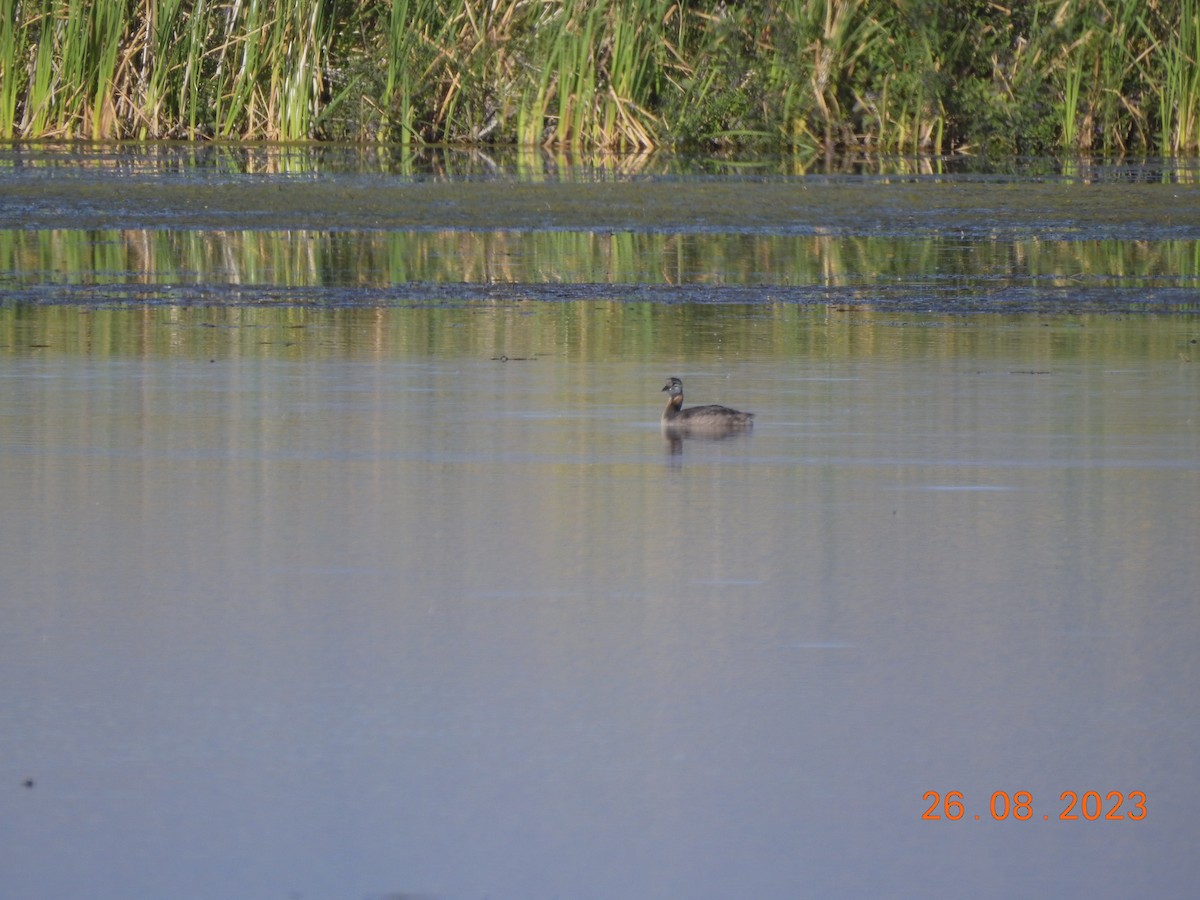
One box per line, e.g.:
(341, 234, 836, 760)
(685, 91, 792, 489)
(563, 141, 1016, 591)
(922, 790, 1146, 822)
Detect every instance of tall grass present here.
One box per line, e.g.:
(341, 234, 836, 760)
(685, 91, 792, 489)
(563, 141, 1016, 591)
(521, 1, 668, 149)
(1, 0, 1199, 153)
(0, 0, 20, 138)
(1156, 0, 1200, 154)
(1051, 0, 1200, 155)
(3, 0, 334, 140)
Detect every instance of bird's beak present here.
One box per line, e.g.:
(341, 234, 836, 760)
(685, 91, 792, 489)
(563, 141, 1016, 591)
(661, 383, 670, 392)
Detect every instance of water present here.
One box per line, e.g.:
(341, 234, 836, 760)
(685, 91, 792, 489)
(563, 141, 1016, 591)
(2, 307, 1197, 899)
(1, 147, 1199, 898)
(2, 145, 1199, 312)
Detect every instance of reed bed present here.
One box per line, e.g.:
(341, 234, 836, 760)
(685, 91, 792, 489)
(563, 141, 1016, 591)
(1, 0, 1199, 153)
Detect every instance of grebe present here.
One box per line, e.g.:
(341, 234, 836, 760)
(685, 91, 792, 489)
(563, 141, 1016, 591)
(661, 377, 754, 430)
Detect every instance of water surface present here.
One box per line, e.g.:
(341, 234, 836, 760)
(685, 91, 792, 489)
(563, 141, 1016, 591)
(2, 144, 1199, 313)
(2, 146, 1198, 897)
(2, 306, 1197, 899)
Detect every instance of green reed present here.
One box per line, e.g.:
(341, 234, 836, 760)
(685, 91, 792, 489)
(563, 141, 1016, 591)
(1048, 0, 1200, 155)
(0, 0, 18, 138)
(2, 0, 334, 140)
(1157, 0, 1200, 154)
(769, 0, 880, 150)
(1, 0, 1199, 152)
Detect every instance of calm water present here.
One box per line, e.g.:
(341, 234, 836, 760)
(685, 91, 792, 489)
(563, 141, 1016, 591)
(2, 307, 1198, 899)
(1, 146, 1199, 898)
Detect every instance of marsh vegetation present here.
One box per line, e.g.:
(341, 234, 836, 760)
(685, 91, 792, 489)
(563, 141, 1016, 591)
(3, 0, 1199, 154)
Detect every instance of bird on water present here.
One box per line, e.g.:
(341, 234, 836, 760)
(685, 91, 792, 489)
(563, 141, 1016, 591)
(660, 377, 754, 431)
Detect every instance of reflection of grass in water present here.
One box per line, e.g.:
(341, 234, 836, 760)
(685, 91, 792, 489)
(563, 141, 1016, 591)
(1, 230, 1199, 296)
(3, 303, 1196, 366)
